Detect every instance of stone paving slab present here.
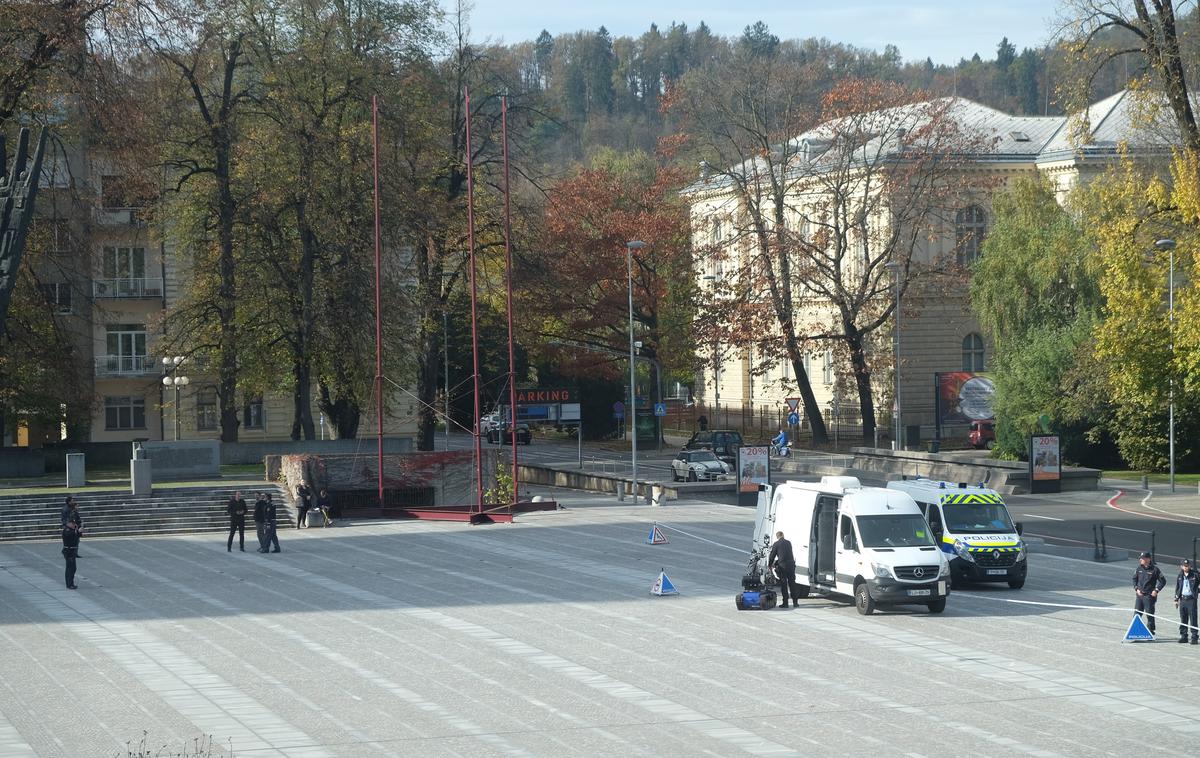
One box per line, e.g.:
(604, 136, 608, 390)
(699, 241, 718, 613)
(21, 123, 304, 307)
(1, 487, 1199, 756)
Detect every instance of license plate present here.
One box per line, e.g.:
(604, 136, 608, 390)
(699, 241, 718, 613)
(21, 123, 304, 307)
(987, 569, 1007, 576)
(907, 589, 931, 597)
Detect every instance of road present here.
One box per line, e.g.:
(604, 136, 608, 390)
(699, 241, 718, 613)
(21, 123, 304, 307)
(447, 431, 1200, 564)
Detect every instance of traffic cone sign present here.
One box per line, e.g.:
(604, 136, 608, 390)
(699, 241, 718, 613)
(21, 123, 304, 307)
(646, 523, 668, 544)
(650, 569, 678, 596)
(1123, 613, 1155, 642)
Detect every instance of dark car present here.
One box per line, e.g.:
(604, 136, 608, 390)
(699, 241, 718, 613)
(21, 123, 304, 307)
(683, 429, 743, 466)
(968, 420, 996, 450)
(487, 422, 532, 445)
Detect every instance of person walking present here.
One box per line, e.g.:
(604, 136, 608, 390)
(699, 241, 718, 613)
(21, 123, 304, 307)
(226, 491, 248, 552)
(1134, 551, 1166, 636)
(61, 517, 81, 589)
(768, 530, 798, 609)
(264, 493, 281, 553)
(316, 488, 334, 527)
(1176, 558, 1199, 644)
(296, 480, 313, 529)
(253, 493, 269, 553)
(60, 496, 83, 556)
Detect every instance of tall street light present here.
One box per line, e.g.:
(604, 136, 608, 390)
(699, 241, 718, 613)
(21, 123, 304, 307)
(627, 240, 647, 503)
(885, 262, 902, 450)
(1156, 238, 1177, 493)
(161, 356, 189, 441)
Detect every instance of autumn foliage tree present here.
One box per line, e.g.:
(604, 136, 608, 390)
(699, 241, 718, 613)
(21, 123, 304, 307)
(525, 149, 692, 397)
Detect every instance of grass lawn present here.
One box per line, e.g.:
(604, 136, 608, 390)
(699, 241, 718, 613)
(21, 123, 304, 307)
(1104, 469, 1200, 485)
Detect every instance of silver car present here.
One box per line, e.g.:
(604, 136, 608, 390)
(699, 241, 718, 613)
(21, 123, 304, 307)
(671, 450, 730, 482)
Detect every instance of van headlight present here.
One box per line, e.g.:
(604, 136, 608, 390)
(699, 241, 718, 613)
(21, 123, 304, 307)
(953, 540, 976, 563)
(1017, 541, 1027, 560)
(938, 561, 950, 577)
(871, 562, 893, 579)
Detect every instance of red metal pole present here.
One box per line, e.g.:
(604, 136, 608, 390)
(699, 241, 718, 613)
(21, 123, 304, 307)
(372, 96, 384, 508)
(465, 88, 484, 513)
(502, 95, 518, 510)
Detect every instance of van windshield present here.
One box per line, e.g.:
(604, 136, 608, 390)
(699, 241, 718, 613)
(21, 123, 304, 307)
(942, 503, 1014, 534)
(856, 514, 936, 548)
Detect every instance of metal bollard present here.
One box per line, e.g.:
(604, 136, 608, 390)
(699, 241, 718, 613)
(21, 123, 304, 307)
(617, 481, 625, 501)
(1141, 475, 1149, 489)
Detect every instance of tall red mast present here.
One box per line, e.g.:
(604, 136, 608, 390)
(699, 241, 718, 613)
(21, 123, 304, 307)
(502, 95, 518, 509)
(371, 95, 384, 507)
(464, 88, 484, 512)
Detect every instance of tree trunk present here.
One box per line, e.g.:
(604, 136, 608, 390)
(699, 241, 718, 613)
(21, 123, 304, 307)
(291, 358, 315, 440)
(290, 198, 318, 440)
(416, 310, 439, 450)
(317, 371, 361, 440)
(215, 144, 239, 443)
(784, 333, 828, 445)
(844, 324, 876, 446)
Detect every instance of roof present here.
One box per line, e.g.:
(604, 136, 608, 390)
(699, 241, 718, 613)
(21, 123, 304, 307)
(684, 90, 1179, 195)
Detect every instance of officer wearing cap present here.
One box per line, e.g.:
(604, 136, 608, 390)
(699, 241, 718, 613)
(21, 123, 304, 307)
(1175, 558, 1199, 644)
(1134, 551, 1166, 636)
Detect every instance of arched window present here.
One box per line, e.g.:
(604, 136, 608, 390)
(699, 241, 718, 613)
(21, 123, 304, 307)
(962, 333, 986, 371)
(196, 387, 219, 431)
(956, 206, 987, 265)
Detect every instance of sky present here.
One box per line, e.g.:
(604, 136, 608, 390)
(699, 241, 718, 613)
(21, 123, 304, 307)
(455, 0, 1060, 65)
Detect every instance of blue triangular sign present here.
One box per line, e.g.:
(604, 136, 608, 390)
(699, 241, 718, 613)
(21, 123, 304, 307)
(1124, 613, 1155, 642)
(651, 570, 678, 596)
(646, 523, 668, 544)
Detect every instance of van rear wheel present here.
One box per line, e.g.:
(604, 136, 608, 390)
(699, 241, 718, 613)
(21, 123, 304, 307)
(927, 598, 947, 613)
(855, 582, 875, 615)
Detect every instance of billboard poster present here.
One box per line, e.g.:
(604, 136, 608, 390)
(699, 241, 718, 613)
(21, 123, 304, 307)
(934, 372, 995, 435)
(1029, 434, 1062, 493)
(737, 446, 770, 495)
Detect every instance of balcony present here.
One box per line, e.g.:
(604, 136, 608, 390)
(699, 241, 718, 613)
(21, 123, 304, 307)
(93, 278, 162, 299)
(95, 355, 158, 377)
(93, 207, 144, 226)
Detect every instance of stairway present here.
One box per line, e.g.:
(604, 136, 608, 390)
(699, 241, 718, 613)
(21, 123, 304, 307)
(0, 484, 293, 542)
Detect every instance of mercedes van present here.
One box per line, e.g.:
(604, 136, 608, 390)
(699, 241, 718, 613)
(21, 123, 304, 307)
(886, 479, 1026, 589)
(750, 476, 951, 615)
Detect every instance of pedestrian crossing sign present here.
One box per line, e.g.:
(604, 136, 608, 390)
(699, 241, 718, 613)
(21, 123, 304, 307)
(650, 570, 678, 596)
(646, 523, 668, 544)
(1123, 613, 1155, 642)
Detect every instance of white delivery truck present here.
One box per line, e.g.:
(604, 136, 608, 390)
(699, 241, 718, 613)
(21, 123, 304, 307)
(886, 479, 1026, 589)
(750, 476, 951, 615)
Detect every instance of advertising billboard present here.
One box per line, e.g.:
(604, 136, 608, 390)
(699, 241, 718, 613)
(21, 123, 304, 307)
(934, 372, 995, 437)
(1029, 434, 1062, 493)
(737, 446, 770, 502)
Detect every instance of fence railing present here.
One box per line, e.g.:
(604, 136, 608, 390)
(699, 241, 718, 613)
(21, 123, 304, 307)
(95, 355, 158, 376)
(93, 278, 162, 299)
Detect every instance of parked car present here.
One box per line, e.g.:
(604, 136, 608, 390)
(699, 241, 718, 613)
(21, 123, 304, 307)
(487, 421, 532, 445)
(968, 419, 996, 450)
(671, 450, 730, 482)
(683, 429, 744, 466)
(479, 412, 501, 433)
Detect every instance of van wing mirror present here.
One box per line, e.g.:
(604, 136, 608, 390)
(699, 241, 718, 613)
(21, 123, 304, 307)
(1015, 521, 1024, 536)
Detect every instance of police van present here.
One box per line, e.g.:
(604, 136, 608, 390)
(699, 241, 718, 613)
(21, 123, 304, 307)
(886, 479, 1027, 589)
(751, 476, 951, 615)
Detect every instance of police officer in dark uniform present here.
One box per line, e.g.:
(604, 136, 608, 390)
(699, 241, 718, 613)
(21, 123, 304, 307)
(264, 493, 281, 553)
(1134, 551, 1166, 635)
(61, 496, 82, 556)
(768, 530, 798, 609)
(226, 491, 248, 552)
(253, 493, 269, 552)
(62, 517, 81, 589)
(1175, 558, 1199, 644)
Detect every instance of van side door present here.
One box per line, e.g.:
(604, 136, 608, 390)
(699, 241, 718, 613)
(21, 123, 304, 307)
(835, 513, 860, 592)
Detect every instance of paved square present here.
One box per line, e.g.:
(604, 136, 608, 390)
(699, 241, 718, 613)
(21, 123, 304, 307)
(2, 489, 1199, 756)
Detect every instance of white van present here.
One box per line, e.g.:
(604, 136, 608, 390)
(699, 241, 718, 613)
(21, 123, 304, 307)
(886, 479, 1026, 589)
(751, 476, 950, 615)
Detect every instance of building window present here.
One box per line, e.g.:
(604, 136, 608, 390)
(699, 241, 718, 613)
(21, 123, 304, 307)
(39, 282, 72, 314)
(956, 206, 987, 265)
(196, 387, 219, 431)
(244, 396, 265, 430)
(105, 396, 146, 430)
(104, 324, 148, 373)
(962, 333, 986, 371)
(823, 349, 834, 385)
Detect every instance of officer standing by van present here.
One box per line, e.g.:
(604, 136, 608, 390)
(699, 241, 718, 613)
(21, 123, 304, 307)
(768, 531, 798, 609)
(1134, 551, 1166, 636)
(1175, 558, 1199, 644)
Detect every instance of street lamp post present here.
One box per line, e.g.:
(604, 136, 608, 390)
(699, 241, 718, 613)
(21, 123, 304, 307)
(885, 262, 902, 450)
(1156, 238, 1177, 493)
(161, 356, 189, 441)
(627, 240, 646, 503)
